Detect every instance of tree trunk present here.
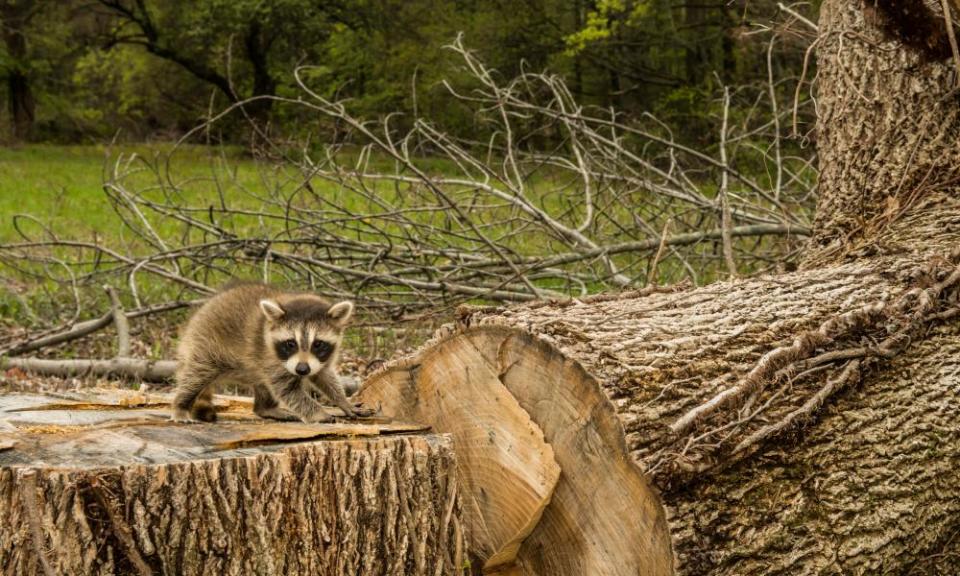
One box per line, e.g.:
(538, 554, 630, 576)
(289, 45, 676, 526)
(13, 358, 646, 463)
(0, 391, 466, 575)
(0, 0, 35, 141)
(807, 0, 960, 259)
(242, 19, 276, 123)
(357, 0, 960, 573)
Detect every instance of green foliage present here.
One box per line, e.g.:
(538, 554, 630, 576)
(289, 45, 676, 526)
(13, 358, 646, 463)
(566, 0, 649, 53)
(0, 0, 817, 147)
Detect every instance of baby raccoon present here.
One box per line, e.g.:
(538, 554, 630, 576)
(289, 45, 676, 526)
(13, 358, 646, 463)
(171, 282, 373, 423)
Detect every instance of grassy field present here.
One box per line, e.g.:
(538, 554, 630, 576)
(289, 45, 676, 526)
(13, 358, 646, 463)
(0, 144, 258, 244)
(0, 144, 802, 363)
(0, 144, 487, 245)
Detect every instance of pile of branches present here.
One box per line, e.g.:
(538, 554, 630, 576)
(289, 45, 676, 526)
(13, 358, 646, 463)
(0, 35, 817, 375)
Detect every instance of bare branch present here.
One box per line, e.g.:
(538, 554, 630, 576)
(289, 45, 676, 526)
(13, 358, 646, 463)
(103, 285, 131, 358)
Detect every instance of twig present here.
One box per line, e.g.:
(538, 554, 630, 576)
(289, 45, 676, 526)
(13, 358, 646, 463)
(941, 0, 960, 88)
(647, 220, 671, 286)
(718, 86, 738, 278)
(2, 40, 815, 327)
(103, 285, 130, 358)
(731, 360, 860, 456)
(767, 36, 784, 200)
(777, 2, 818, 32)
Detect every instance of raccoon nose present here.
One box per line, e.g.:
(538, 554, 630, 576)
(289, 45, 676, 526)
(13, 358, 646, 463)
(295, 362, 311, 376)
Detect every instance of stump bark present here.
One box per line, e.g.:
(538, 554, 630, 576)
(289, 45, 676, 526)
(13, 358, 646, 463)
(0, 390, 466, 576)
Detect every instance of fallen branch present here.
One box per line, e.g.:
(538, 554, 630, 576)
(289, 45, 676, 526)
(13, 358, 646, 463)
(2, 357, 177, 381)
(2, 300, 197, 357)
(2, 356, 362, 395)
(103, 285, 130, 357)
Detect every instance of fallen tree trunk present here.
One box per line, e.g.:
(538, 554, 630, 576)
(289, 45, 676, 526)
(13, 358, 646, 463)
(0, 391, 465, 575)
(358, 196, 960, 575)
(357, 0, 960, 572)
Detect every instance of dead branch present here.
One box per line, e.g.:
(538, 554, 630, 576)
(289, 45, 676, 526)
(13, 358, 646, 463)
(2, 300, 196, 357)
(103, 285, 130, 357)
(2, 357, 176, 381)
(718, 86, 738, 278)
(0, 38, 816, 334)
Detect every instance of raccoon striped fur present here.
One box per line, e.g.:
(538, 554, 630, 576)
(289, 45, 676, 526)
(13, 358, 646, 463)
(170, 282, 373, 423)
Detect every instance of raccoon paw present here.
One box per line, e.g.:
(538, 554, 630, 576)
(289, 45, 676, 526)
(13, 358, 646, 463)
(170, 408, 199, 424)
(191, 404, 218, 423)
(303, 411, 335, 424)
(343, 403, 378, 419)
(255, 406, 300, 422)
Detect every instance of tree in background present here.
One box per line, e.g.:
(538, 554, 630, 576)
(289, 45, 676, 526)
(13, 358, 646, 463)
(0, 0, 38, 140)
(0, 0, 818, 144)
(90, 0, 349, 123)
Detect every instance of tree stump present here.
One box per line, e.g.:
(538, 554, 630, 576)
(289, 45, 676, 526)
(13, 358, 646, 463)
(0, 390, 466, 576)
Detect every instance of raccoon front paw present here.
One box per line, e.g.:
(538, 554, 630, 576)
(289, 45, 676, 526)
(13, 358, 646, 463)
(192, 405, 218, 423)
(170, 408, 199, 424)
(302, 411, 335, 424)
(255, 406, 301, 422)
(343, 403, 378, 419)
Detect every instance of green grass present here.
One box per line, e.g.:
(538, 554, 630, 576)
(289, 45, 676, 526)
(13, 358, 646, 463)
(0, 145, 115, 242)
(0, 143, 589, 247)
(0, 144, 260, 244)
(0, 144, 482, 247)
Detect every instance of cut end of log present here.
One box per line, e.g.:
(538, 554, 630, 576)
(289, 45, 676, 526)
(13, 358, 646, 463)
(358, 325, 675, 576)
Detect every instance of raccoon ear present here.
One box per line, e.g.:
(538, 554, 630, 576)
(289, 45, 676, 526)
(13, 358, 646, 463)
(259, 299, 285, 322)
(327, 301, 354, 325)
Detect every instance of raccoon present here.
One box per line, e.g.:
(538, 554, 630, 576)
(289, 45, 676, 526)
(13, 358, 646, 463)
(171, 282, 373, 423)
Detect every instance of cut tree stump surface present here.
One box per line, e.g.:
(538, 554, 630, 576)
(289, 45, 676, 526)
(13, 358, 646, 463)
(0, 389, 465, 576)
(0, 390, 429, 467)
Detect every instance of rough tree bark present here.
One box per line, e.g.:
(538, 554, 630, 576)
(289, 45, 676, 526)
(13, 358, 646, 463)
(0, 391, 466, 575)
(357, 0, 960, 573)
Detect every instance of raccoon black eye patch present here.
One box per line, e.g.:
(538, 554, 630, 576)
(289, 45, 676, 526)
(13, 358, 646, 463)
(311, 340, 334, 359)
(276, 339, 298, 358)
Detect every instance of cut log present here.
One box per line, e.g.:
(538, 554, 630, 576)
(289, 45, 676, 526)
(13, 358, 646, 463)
(368, 333, 560, 572)
(361, 322, 675, 576)
(0, 391, 465, 576)
(358, 199, 960, 575)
